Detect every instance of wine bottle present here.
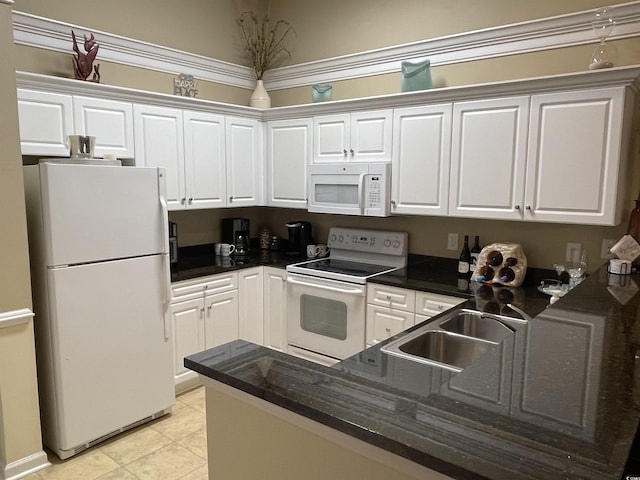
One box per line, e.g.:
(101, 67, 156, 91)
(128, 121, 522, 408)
(470, 235, 481, 273)
(458, 235, 471, 276)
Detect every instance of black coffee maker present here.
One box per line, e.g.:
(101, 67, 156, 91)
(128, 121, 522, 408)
(222, 218, 250, 255)
(285, 221, 313, 255)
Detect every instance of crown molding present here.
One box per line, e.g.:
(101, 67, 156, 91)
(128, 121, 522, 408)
(11, 11, 257, 89)
(263, 1, 640, 90)
(12, 2, 640, 92)
(1, 1, 15, 5)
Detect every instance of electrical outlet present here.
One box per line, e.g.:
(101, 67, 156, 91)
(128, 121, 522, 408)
(447, 233, 458, 251)
(601, 238, 616, 259)
(566, 242, 582, 262)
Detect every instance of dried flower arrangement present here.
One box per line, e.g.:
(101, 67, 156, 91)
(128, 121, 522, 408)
(238, 7, 295, 80)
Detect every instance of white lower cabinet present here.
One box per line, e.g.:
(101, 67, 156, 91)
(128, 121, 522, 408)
(263, 267, 288, 351)
(366, 284, 466, 347)
(238, 267, 264, 345)
(366, 284, 416, 347)
(170, 272, 239, 392)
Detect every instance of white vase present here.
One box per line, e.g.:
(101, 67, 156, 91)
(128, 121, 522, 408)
(250, 80, 271, 108)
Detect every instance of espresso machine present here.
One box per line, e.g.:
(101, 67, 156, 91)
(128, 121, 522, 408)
(221, 218, 250, 256)
(285, 221, 313, 255)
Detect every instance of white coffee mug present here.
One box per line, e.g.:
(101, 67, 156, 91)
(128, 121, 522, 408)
(609, 258, 632, 275)
(316, 244, 329, 258)
(306, 244, 319, 258)
(220, 243, 236, 257)
(214, 243, 223, 256)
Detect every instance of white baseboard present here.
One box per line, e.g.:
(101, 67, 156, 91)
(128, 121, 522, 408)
(2, 450, 50, 480)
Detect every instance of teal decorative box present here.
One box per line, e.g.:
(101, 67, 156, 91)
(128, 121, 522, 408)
(401, 59, 432, 92)
(312, 84, 333, 102)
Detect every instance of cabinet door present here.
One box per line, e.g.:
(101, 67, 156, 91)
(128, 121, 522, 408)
(267, 119, 311, 208)
(17, 89, 73, 156)
(204, 290, 239, 348)
(263, 267, 287, 351)
(449, 96, 529, 220)
(170, 297, 204, 386)
(313, 114, 350, 162)
(73, 96, 134, 158)
(525, 87, 627, 225)
(133, 104, 185, 210)
(350, 109, 393, 162)
(366, 304, 414, 347)
(183, 110, 227, 209)
(238, 267, 264, 345)
(392, 105, 452, 215)
(226, 117, 261, 206)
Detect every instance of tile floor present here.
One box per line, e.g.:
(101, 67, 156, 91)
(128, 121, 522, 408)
(23, 386, 208, 480)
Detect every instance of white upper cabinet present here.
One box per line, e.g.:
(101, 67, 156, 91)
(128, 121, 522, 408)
(449, 96, 530, 221)
(73, 96, 134, 158)
(17, 89, 74, 156)
(133, 104, 185, 210)
(266, 118, 311, 209)
(183, 110, 227, 209)
(524, 87, 628, 225)
(313, 110, 392, 163)
(391, 104, 452, 216)
(225, 116, 262, 207)
(17, 90, 135, 158)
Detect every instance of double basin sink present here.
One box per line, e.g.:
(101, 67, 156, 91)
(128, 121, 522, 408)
(381, 308, 527, 372)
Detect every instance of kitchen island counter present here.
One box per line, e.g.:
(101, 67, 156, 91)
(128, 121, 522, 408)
(185, 263, 640, 479)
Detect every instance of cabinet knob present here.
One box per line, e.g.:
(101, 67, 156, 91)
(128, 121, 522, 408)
(514, 205, 520, 210)
(181, 197, 186, 205)
(200, 307, 205, 314)
(350, 149, 354, 156)
(525, 205, 531, 210)
(207, 305, 212, 311)
(343, 149, 347, 156)
(188, 197, 193, 204)
(390, 200, 396, 207)
(385, 328, 391, 334)
(229, 196, 233, 202)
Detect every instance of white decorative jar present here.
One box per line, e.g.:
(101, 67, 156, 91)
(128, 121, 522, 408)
(250, 80, 271, 108)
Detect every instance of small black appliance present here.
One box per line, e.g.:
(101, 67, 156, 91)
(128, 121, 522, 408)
(285, 221, 313, 255)
(222, 217, 251, 255)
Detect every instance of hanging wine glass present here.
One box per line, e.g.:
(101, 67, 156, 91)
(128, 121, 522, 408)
(589, 6, 616, 70)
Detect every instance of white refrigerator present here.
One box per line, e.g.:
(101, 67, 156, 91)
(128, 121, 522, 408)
(23, 161, 175, 459)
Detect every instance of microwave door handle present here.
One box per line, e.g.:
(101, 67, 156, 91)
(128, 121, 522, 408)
(357, 173, 366, 214)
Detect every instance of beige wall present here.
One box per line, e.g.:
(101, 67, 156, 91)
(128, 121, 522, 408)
(0, 0, 43, 471)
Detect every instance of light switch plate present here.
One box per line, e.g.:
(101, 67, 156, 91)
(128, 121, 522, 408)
(447, 233, 458, 251)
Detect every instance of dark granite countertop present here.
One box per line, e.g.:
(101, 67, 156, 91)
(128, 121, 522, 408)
(185, 261, 640, 480)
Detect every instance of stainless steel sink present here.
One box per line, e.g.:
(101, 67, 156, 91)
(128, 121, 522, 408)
(381, 308, 527, 372)
(438, 309, 522, 343)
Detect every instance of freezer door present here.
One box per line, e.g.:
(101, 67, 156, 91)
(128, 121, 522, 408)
(39, 162, 166, 266)
(44, 255, 174, 452)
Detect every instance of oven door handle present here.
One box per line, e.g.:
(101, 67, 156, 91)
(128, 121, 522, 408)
(287, 276, 365, 296)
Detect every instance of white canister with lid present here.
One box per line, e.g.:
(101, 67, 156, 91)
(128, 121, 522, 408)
(608, 258, 632, 275)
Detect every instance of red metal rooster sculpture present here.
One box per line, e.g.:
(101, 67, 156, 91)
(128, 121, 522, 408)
(72, 30, 100, 82)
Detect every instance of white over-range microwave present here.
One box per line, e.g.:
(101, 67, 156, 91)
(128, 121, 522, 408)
(307, 162, 391, 217)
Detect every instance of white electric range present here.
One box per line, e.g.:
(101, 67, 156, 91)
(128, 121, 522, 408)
(286, 227, 408, 365)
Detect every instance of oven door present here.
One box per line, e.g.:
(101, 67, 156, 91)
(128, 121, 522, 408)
(286, 273, 366, 362)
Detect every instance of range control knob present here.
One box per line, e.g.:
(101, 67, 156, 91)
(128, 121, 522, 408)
(330, 234, 337, 242)
(338, 235, 344, 243)
(384, 239, 392, 247)
(393, 240, 400, 248)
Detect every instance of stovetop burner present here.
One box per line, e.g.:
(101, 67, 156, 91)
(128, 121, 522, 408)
(291, 258, 397, 278)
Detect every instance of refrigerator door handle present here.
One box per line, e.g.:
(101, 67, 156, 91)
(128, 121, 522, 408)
(157, 168, 170, 255)
(161, 253, 171, 341)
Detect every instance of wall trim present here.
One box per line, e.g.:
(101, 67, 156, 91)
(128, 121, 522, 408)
(12, 2, 640, 92)
(11, 11, 256, 89)
(3, 450, 49, 480)
(0, 1, 15, 5)
(0, 308, 33, 329)
(264, 1, 640, 90)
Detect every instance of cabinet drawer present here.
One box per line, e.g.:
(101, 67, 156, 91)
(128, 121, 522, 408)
(366, 284, 416, 312)
(415, 291, 465, 318)
(171, 272, 238, 301)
